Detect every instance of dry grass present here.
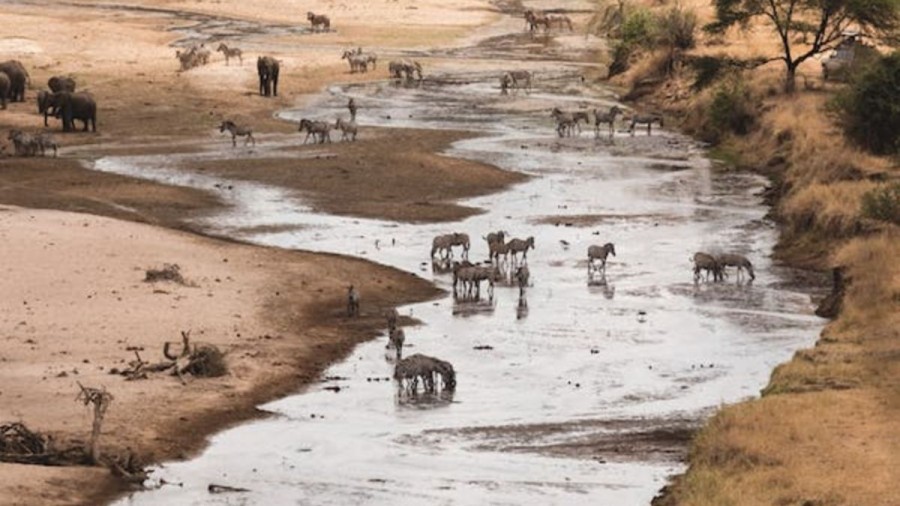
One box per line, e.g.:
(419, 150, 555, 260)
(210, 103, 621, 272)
(780, 181, 879, 237)
(610, 0, 900, 503)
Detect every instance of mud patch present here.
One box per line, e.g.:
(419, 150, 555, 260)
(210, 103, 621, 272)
(531, 213, 683, 227)
(401, 417, 699, 463)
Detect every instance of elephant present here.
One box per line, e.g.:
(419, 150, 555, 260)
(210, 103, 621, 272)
(48, 76, 76, 93)
(49, 91, 97, 132)
(257, 56, 280, 97)
(0, 60, 29, 102)
(0, 72, 10, 110)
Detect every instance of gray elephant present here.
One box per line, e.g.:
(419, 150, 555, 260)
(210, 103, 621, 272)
(0, 60, 29, 102)
(257, 56, 280, 97)
(0, 72, 10, 109)
(49, 91, 97, 132)
(48, 76, 76, 93)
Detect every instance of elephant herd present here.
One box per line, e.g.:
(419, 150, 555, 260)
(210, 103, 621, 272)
(1, 60, 98, 157)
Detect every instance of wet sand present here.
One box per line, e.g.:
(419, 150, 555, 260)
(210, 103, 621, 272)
(0, 0, 507, 504)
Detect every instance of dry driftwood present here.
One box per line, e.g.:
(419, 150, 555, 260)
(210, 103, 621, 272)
(114, 331, 226, 384)
(208, 483, 251, 494)
(0, 422, 91, 466)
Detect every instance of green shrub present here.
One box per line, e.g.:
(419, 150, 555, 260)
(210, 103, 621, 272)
(702, 80, 756, 142)
(620, 7, 656, 47)
(832, 51, 900, 155)
(861, 183, 900, 224)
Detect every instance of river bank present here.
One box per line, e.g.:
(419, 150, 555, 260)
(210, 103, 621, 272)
(0, 1, 511, 504)
(596, 0, 900, 503)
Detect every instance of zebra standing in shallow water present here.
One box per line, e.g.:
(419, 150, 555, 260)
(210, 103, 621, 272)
(593, 106, 622, 138)
(630, 114, 664, 136)
(588, 243, 616, 272)
(717, 253, 755, 281)
(219, 120, 255, 147)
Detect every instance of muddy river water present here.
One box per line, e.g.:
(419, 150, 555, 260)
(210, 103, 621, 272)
(91, 10, 828, 506)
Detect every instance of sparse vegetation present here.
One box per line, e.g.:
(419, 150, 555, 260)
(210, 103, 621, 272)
(706, 0, 900, 92)
(861, 182, 900, 225)
(597, 1, 698, 76)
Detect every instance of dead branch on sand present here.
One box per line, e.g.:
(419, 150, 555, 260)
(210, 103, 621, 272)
(111, 330, 226, 384)
(75, 382, 113, 464)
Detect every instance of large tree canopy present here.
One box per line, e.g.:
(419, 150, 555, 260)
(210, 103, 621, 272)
(707, 0, 900, 91)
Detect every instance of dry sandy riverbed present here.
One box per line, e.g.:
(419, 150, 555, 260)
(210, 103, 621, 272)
(0, 0, 517, 503)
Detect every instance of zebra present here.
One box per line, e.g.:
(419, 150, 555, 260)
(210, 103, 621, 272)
(514, 265, 530, 297)
(34, 132, 58, 157)
(587, 243, 616, 272)
(307, 12, 331, 32)
(342, 50, 369, 73)
(523, 10, 547, 32)
(452, 263, 498, 300)
(394, 354, 455, 394)
(692, 252, 724, 283)
(334, 117, 358, 142)
(630, 114, 664, 136)
(552, 108, 587, 137)
(298, 119, 332, 144)
(717, 253, 756, 281)
(593, 105, 622, 138)
(387, 327, 405, 360)
(385, 308, 399, 333)
(347, 98, 358, 121)
(388, 60, 422, 82)
(500, 70, 533, 94)
(431, 233, 469, 260)
(347, 285, 360, 317)
(542, 15, 574, 32)
(215, 43, 243, 65)
(7, 130, 37, 157)
(219, 120, 255, 147)
(506, 236, 535, 263)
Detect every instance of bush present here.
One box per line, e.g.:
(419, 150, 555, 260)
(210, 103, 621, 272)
(657, 6, 697, 51)
(702, 80, 756, 142)
(620, 7, 656, 47)
(832, 51, 900, 155)
(861, 183, 900, 225)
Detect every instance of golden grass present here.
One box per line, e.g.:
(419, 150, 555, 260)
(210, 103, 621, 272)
(607, 0, 900, 503)
(780, 181, 879, 236)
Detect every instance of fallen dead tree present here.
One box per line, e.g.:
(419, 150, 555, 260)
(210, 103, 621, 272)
(111, 331, 226, 384)
(0, 422, 90, 466)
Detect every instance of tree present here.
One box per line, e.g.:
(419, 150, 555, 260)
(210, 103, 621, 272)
(707, 0, 900, 92)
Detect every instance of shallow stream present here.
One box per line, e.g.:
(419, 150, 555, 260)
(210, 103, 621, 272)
(90, 7, 827, 505)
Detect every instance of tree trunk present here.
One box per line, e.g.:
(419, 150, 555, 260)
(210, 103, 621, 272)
(784, 62, 798, 93)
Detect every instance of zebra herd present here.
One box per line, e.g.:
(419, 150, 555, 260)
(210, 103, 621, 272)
(552, 105, 665, 138)
(381, 300, 455, 396)
(524, 9, 575, 33)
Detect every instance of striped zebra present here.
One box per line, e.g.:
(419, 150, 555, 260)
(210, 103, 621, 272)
(216, 43, 243, 65)
(219, 120, 255, 147)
